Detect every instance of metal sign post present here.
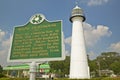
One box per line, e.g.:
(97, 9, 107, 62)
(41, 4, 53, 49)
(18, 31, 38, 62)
(29, 61, 37, 80)
(8, 13, 65, 79)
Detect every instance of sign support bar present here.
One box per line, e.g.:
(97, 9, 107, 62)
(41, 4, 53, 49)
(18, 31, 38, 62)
(29, 61, 37, 80)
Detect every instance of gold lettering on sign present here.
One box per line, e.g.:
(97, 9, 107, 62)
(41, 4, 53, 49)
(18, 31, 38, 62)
(11, 22, 61, 59)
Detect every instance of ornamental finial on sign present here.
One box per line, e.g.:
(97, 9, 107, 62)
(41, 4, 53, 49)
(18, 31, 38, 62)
(30, 14, 45, 24)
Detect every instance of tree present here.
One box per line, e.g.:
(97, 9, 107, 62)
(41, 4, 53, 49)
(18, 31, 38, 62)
(49, 56, 70, 77)
(96, 52, 120, 70)
(88, 52, 120, 77)
(49, 52, 120, 77)
(110, 60, 120, 75)
(0, 65, 3, 73)
(89, 60, 98, 72)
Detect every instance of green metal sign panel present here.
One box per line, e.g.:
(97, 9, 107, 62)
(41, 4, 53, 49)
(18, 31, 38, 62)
(9, 14, 64, 62)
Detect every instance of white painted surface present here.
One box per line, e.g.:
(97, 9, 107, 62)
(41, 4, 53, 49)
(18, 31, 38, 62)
(29, 61, 37, 80)
(70, 17, 90, 79)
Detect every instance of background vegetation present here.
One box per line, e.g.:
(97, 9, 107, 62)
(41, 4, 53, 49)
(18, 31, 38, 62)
(0, 52, 120, 80)
(49, 52, 120, 77)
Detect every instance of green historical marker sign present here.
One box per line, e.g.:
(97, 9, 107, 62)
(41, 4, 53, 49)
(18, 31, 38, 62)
(8, 14, 65, 62)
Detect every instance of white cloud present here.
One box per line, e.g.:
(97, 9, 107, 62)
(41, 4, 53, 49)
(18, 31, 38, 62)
(0, 29, 11, 51)
(88, 51, 97, 60)
(0, 29, 12, 66)
(1, 35, 12, 50)
(0, 29, 6, 42)
(87, 0, 109, 6)
(65, 50, 70, 56)
(65, 22, 112, 47)
(83, 23, 112, 47)
(109, 42, 120, 53)
(64, 37, 71, 46)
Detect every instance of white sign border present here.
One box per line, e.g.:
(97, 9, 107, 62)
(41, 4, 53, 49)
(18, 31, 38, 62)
(7, 14, 65, 62)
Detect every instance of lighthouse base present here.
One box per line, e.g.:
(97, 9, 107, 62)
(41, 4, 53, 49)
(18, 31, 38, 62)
(69, 61, 90, 79)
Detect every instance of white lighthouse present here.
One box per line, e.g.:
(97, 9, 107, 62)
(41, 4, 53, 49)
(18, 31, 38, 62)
(69, 5, 90, 79)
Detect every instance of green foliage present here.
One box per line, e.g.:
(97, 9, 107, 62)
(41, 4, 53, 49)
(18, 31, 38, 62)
(102, 77, 120, 80)
(97, 52, 119, 69)
(49, 56, 70, 77)
(0, 77, 120, 80)
(49, 52, 120, 77)
(0, 73, 6, 78)
(54, 77, 120, 80)
(88, 60, 98, 72)
(95, 52, 120, 75)
(0, 65, 3, 73)
(0, 78, 47, 80)
(0, 78, 29, 80)
(88, 52, 120, 77)
(110, 61, 120, 75)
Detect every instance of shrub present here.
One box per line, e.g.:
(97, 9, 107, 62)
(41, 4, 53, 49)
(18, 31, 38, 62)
(0, 77, 120, 80)
(0, 73, 6, 78)
(54, 77, 120, 80)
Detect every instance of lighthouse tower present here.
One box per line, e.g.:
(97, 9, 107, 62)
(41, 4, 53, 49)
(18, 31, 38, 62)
(69, 5, 90, 79)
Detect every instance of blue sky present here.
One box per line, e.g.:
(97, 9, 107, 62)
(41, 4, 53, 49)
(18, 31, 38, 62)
(0, 0, 120, 66)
